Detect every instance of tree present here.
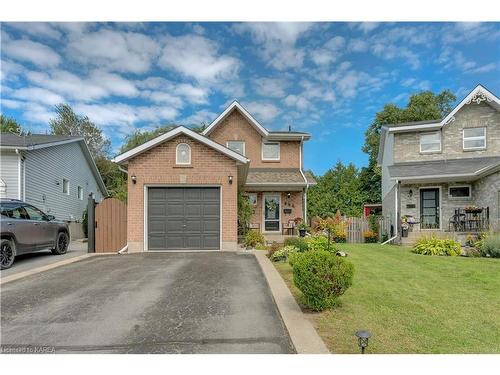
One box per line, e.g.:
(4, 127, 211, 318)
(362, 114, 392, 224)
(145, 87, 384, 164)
(361, 89, 456, 203)
(49, 104, 111, 160)
(0, 115, 23, 134)
(307, 162, 367, 218)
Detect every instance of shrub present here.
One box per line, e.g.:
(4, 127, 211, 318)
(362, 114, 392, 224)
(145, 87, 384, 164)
(412, 236, 462, 256)
(292, 250, 354, 311)
(270, 245, 298, 262)
(284, 237, 309, 252)
(244, 230, 265, 248)
(363, 230, 378, 243)
(318, 211, 348, 243)
(305, 234, 339, 252)
(481, 233, 500, 258)
(267, 241, 281, 258)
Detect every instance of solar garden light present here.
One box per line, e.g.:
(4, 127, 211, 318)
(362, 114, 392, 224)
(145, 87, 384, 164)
(355, 330, 371, 354)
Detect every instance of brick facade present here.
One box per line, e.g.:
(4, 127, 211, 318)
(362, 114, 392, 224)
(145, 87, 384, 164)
(126, 135, 239, 251)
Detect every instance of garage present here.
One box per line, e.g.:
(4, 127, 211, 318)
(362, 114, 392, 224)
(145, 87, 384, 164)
(147, 187, 221, 250)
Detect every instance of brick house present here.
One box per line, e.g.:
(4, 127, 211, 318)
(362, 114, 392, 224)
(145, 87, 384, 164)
(113, 101, 316, 251)
(378, 84, 500, 245)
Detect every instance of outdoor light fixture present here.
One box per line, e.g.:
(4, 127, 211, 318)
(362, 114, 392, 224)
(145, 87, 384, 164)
(131, 175, 137, 184)
(287, 192, 291, 199)
(355, 330, 371, 354)
(408, 189, 413, 198)
(228, 175, 233, 184)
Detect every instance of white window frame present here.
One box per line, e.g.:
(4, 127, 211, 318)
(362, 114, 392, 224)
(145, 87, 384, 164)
(78, 186, 84, 200)
(463, 127, 486, 150)
(62, 178, 70, 195)
(176, 143, 191, 165)
(419, 132, 441, 153)
(226, 140, 246, 156)
(262, 141, 280, 161)
(448, 185, 471, 200)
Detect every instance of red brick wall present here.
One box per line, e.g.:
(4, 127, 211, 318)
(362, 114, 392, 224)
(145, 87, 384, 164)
(126, 134, 238, 251)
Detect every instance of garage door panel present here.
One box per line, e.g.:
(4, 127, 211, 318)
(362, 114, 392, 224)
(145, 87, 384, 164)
(148, 187, 220, 250)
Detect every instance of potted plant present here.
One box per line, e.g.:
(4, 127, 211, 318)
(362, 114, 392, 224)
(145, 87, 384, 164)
(465, 205, 483, 214)
(298, 222, 308, 237)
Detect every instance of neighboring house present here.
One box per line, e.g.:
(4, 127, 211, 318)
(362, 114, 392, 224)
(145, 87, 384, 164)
(378, 84, 500, 244)
(113, 101, 316, 251)
(0, 133, 107, 237)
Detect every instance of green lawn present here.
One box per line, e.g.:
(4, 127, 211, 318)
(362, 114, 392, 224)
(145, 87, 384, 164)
(274, 243, 500, 354)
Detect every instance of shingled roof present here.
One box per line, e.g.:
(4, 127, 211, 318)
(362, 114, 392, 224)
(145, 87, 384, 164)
(245, 168, 316, 185)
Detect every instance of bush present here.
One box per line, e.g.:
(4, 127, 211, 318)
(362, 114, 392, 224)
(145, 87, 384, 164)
(412, 236, 462, 256)
(481, 233, 500, 258)
(305, 234, 339, 252)
(363, 230, 378, 243)
(267, 241, 281, 258)
(292, 250, 354, 311)
(332, 233, 347, 243)
(284, 237, 309, 252)
(270, 245, 298, 262)
(244, 230, 265, 248)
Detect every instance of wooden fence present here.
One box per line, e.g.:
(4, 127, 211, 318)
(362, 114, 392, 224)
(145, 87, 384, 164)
(344, 216, 391, 243)
(94, 197, 127, 253)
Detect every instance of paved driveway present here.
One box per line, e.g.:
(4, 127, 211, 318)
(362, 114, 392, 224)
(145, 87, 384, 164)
(0, 252, 294, 354)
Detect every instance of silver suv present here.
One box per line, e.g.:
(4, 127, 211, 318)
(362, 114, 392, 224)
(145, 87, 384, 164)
(0, 199, 70, 270)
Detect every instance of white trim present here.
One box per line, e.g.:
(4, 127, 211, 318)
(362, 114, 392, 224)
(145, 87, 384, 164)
(418, 186, 442, 230)
(62, 178, 70, 195)
(463, 127, 487, 151)
(143, 185, 222, 251)
(78, 186, 84, 200)
(202, 101, 269, 137)
(16, 150, 21, 200)
(388, 122, 442, 133)
(267, 133, 311, 141)
(175, 143, 191, 165)
(262, 193, 281, 233)
(448, 185, 472, 200)
(261, 141, 280, 161)
(419, 131, 442, 154)
(390, 162, 500, 182)
(0, 137, 85, 151)
(245, 182, 308, 186)
(299, 136, 309, 223)
(113, 126, 248, 164)
(226, 140, 246, 156)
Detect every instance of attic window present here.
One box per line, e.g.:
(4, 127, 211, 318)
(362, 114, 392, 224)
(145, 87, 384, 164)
(176, 143, 191, 165)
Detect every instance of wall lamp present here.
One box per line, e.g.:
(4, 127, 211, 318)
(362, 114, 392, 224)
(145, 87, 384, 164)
(228, 175, 233, 185)
(408, 189, 413, 198)
(131, 175, 137, 184)
(287, 192, 291, 199)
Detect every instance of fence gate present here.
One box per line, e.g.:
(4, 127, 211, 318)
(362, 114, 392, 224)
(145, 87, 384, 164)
(95, 197, 127, 253)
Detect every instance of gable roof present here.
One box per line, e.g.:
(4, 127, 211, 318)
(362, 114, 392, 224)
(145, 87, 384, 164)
(0, 133, 107, 195)
(202, 100, 269, 137)
(112, 126, 249, 164)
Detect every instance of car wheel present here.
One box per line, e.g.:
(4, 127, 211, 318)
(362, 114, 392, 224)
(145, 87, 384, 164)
(52, 232, 69, 255)
(1, 238, 16, 270)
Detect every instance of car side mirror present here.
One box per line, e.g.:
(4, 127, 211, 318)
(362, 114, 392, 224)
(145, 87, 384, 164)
(46, 214, 55, 221)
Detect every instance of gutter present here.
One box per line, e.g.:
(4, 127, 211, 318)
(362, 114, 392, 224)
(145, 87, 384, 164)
(298, 136, 309, 223)
(117, 165, 128, 174)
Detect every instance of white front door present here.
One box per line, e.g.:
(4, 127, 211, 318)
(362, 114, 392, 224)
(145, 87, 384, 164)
(263, 194, 280, 232)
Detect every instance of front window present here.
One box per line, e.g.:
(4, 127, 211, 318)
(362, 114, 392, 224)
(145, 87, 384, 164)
(262, 142, 280, 161)
(420, 132, 441, 153)
(226, 141, 245, 156)
(62, 178, 70, 195)
(176, 143, 191, 165)
(463, 127, 486, 150)
(449, 186, 471, 199)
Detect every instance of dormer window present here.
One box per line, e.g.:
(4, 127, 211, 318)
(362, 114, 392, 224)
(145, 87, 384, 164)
(176, 143, 191, 165)
(463, 127, 486, 150)
(262, 142, 280, 161)
(420, 132, 441, 153)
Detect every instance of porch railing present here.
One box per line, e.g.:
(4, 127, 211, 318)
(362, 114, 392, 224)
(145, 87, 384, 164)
(447, 207, 490, 232)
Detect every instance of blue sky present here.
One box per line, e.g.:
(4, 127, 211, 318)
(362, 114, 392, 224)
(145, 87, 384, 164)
(1, 22, 499, 174)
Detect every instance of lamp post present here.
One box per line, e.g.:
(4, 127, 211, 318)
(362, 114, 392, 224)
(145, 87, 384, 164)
(355, 330, 371, 354)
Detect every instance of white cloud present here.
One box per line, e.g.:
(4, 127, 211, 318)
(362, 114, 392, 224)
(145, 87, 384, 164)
(243, 101, 281, 122)
(6, 23, 62, 40)
(182, 109, 217, 126)
(392, 92, 408, 103)
(469, 62, 497, 74)
(159, 34, 240, 83)
(352, 22, 380, 34)
(284, 95, 311, 110)
(347, 38, 368, 53)
(137, 77, 210, 105)
(310, 36, 345, 66)
(401, 78, 417, 87)
(13, 87, 65, 106)
(2, 36, 61, 67)
(0, 59, 25, 81)
(66, 29, 159, 74)
(371, 42, 420, 69)
(254, 77, 289, 98)
(438, 47, 478, 72)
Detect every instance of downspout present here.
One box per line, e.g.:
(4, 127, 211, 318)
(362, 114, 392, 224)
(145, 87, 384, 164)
(118, 165, 128, 174)
(298, 136, 309, 223)
(15, 149, 21, 200)
(382, 180, 399, 245)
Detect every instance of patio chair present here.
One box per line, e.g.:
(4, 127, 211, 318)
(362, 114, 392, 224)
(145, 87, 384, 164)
(282, 219, 296, 235)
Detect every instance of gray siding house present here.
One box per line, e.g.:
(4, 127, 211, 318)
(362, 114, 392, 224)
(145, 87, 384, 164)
(0, 134, 107, 237)
(378, 85, 500, 244)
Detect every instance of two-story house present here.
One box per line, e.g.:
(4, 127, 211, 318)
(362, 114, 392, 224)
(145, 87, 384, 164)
(378, 85, 500, 244)
(113, 101, 316, 251)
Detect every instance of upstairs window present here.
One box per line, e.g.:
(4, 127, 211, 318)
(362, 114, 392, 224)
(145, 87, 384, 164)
(463, 127, 486, 150)
(78, 186, 84, 200)
(62, 178, 70, 195)
(420, 132, 441, 153)
(176, 143, 191, 165)
(262, 142, 280, 161)
(226, 141, 245, 156)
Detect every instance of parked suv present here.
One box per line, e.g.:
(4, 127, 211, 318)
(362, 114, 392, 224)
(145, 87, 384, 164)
(0, 199, 70, 270)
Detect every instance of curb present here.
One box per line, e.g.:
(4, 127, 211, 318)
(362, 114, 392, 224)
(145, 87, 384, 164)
(254, 251, 330, 354)
(0, 253, 111, 286)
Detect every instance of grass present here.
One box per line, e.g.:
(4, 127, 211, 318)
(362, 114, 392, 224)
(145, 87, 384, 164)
(273, 243, 500, 353)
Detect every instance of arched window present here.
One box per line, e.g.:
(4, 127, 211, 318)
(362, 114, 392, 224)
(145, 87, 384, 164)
(176, 143, 191, 165)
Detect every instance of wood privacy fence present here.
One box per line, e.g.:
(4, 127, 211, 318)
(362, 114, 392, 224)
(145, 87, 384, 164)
(344, 216, 391, 243)
(94, 197, 127, 253)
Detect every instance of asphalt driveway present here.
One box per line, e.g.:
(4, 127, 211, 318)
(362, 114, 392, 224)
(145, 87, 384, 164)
(0, 252, 294, 354)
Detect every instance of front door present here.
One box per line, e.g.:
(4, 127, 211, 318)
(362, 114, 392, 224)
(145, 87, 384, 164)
(420, 188, 440, 229)
(263, 194, 280, 232)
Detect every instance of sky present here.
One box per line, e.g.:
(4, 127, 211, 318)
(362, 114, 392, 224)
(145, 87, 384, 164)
(1, 22, 499, 174)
